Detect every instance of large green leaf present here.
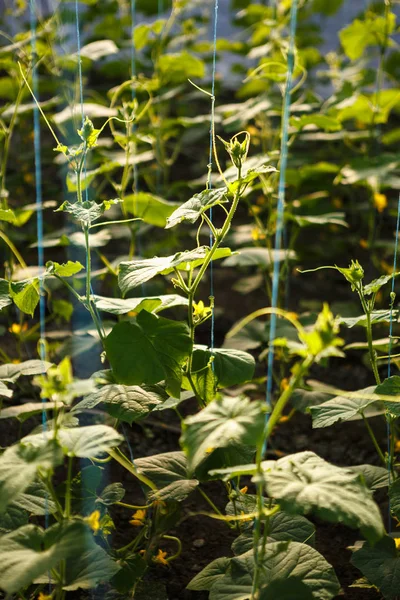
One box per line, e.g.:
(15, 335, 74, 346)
(309, 386, 379, 428)
(363, 273, 400, 296)
(158, 51, 205, 84)
(0, 279, 12, 311)
(93, 293, 188, 315)
(104, 311, 192, 397)
(0, 402, 57, 422)
(189, 346, 256, 388)
(134, 451, 198, 502)
(46, 260, 84, 277)
(231, 511, 315, 555)
(0, 505, 28, 534)
(350, 464, 389, 491)
(262, 451, 384, 543)
(0, 521, 107, 593)
(124, 192, 180, 227)
(375, 376, 400, 416)
(0, 360, 52, 382)
(165, 188, 228, 229)
(291, 388, 332, 414)
(22, 425, 122, 458)
(181, 396, 266, 472)
(63, 545, 120, 590)
(339, 13, 396, 60)
(351, 536, 400, 599)
(118, 247, 232, 294)
(290, 115, 341, 132)
(73, 383, 167, 424)
(11, 480, 57, 515)
(190, 542, 340, 600)
(9, 280, 40, 316)
(0, 439, 63, 512)
(339, 310, 396, 328)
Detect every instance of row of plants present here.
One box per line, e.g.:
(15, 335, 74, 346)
(2, 0, 400, 598)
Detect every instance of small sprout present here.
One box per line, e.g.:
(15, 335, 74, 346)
(86, 510, 101, 534)
(153, 548, 168, 566)
(373, 192, 387, 213)
(78, 116, 101, 148)
(218, 131, 250, 170)
(129, 509, 147, 527)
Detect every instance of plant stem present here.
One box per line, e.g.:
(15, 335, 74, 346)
(362, 414, 386, 466)
(359, 293, 381, 385)
(198, 486, 234, 527)
(64, 456, 73, 518)
(108, 447, 158, 491)
(163, 535, 182, 562)
(0, 230, 27, 269)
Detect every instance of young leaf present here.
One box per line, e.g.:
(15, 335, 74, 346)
(96, 482, 125, 506)
(73, 383, 168, 424)
(104, 311, 192, 397)
(363, 273, 400, 296)
(56, 199, 122, 226)
(339, 13, 396, 61)
(46, 260, 84, 277)
(181, 396, 266, 472)
(290, 115, 342, 132)
(118, 247, 233, 294)
(262, 451, 385, 543)
(189, 346, 256, 388)
(9, 279, 40, 316)
(351, 536, 400, 599)
(0, 402, 57, 422)
(165, 188, 228, 229)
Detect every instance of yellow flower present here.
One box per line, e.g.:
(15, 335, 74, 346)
(153, 548, 168, 566)
(193, 300, 212, 322)
(395, 538, 400, 549)
(359, 239, 368, 249)
(205, 446, 214, 454)
(129, 509, 146, 527)
(395, 440, 400, 454)
(9, 322, 28, 335)
(251, 227, 265, 241)
(374, 192, 388, 213)
(38, 593, 52, 600)
(239, 486, 248, 494)
(279, 415, 290, 423)
(86, 510, 101, 533)
(280, 378, 289, 392)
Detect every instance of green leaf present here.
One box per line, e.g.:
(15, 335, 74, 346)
(0, 439, 63, 513)
(96, 482, 125, 506)
(309, 386, 379, 428)
(231, 512, 315, 555)
(188, 557, 231, 591)
(0, 505, 28, 534)
(63, 545, 120, 590)
(363, 273, 400, 296)
(93, 293, 188, 315)
(134, 451, 198, 502)
(0, 360, 52, 382)
(80, 39, 118, 61)
(104, 311, 192, 397)
(158, 52, 205, 84)
(46, 260, 84, 277)
(389, 478, 400, 519)
(199, 542, 340, 600)
(350, 465, 388, 492)
(291, 388, 332, 414)
(0, 521, 100, 593)
(73, 383, 168, 424)
(351, 536, 400, 599)
(189, 346, 255, 388)
(222, 247, 296, 268)
(0, 209, 16, 224)
(339, 310, 396, 328)
(11, 480, 57, 515)
(9, 279, 40, 316)
(289, 212, 348, 228)
(165, 188, 228, 229)
(290, 115, 342, 132)
(0, 402, 57, 422)
(124, 192, 180, 227)
(118, 246, 233, 294)
(262, 451, 385, 543)
(375, 376, 400, 416)
(181, 396, 266, 472)
(22, 425, 122, 458)
(0, 279, 12, 311)
(56, 199, 122, 225)
(339, 13, 396, 61)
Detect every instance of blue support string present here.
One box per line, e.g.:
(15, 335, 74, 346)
(207, 0, 219, 353)
(386, 192, 400, 533)
(264, 0, 298, 445)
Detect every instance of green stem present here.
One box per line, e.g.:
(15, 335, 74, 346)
(0, 230, 27, 269)
(362, 414, 386, 466)
(108, 447, 158, 491)
(359, 293, 381, 385)
(198, 486, 234, 527)
(163, 535, 182, 562)
(64, 456, 73, 518)
(117, 525, 147, 555)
